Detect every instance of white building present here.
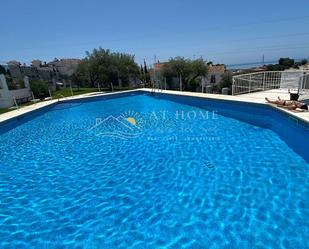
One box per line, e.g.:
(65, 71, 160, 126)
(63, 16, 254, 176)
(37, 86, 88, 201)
(47, 58, 81, 77)
(205, 64, 226, 86)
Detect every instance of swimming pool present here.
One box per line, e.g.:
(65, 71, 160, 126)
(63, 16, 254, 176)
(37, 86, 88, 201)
(0, 91, 308, 248)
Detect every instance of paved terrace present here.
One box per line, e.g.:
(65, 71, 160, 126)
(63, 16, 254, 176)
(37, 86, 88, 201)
(0, 89, 308, 124)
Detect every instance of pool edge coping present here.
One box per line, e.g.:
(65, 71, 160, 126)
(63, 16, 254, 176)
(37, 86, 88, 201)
(0, 88, 308, 126)
(0, 89, 139, 125)
(140, 89, 309, 125)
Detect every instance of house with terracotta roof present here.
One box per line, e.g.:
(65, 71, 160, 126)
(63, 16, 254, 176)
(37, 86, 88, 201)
(152, 61, 227, 92)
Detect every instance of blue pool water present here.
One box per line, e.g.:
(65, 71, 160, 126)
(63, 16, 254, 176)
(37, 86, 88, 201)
(0, 92, 308, 248)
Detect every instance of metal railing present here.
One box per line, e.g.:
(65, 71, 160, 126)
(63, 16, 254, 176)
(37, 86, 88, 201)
(151, 80, 163, 94)
(55, 93, 66, 101)
(232, 71, 306, 95)
(299, 73, 309, 100)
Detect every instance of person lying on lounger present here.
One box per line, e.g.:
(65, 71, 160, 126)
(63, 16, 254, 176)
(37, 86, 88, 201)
(265, 97, 308, 111)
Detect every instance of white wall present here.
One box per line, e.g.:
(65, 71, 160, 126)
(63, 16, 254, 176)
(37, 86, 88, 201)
(0, 75, 31, 108)
(205, 72, 223, 85)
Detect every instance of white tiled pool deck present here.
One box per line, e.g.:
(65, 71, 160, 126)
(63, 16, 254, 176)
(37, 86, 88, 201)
(141, 89, 309, 123)
(0, 88, 308, 124)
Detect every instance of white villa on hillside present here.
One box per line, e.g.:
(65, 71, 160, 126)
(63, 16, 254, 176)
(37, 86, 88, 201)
(6, 58, 81, 90)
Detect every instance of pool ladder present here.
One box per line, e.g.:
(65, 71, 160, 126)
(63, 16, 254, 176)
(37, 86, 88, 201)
(56, 94, 66, 101)
(151, 81, 163, 95)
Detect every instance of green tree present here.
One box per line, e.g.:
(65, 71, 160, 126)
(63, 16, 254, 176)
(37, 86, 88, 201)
(30, 80, 49, 99)
(162, 57, 208, 91)
(278, 58, 295, 68)
(140, 64, 144, 78)
(219, 71, 233, 90)
(74, 48, 139, 88)
(140, 64, 146, 85)
(266, 57, 297, 71)
(143, 60, 151, 84)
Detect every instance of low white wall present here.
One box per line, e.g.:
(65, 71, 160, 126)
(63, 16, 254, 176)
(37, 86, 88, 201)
(0, 90, 14, 108)
(10, 88, 31, 98)
(0, 74, 12, 108)
(0, 75, 31, 108)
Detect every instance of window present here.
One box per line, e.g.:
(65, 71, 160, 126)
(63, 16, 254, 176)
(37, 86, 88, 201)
(210, 75, 216, 83)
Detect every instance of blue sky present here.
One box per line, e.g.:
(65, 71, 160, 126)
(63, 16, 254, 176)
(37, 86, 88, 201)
(1, 0, 309, 65)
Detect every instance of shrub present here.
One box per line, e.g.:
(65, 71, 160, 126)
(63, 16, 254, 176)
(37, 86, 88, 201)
(30, 80, 49, 99)
(219, 71, 233, 90)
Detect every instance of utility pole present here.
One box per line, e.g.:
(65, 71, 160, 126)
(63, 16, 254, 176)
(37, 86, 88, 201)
(153, 55, 157, 89)
(142, 60, 146, 86)
(70, 82, 73, 97)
